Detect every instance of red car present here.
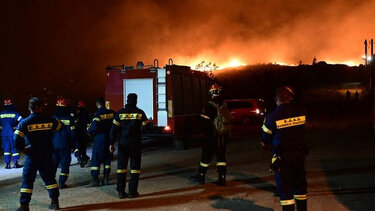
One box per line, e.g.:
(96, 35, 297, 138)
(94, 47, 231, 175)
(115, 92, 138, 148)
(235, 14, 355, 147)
(224, 99, 266, 124)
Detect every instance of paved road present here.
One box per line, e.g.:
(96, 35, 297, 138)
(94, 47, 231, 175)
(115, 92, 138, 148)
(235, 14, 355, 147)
(0, 108, 374, 211)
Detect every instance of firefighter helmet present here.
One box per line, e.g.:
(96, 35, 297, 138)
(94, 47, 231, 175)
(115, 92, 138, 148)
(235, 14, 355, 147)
(78, 101, 86, 108)
(4, 99, 13, 106)
(209, 84, 222, 96)
(56, 98, 68, 107)
(276, 85, 295, 102)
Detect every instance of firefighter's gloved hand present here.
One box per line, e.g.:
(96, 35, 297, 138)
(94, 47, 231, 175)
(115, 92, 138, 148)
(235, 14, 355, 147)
(269, 154, 281, 173)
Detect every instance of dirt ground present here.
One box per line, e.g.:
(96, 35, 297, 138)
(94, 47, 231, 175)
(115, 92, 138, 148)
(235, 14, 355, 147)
(0, 100, 374, 211)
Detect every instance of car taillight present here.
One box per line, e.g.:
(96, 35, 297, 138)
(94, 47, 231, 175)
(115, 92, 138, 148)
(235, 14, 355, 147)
(163, 125, 172, 132)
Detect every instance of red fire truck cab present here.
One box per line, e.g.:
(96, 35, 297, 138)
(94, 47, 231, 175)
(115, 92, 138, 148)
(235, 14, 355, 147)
(105, 60, 211, 148)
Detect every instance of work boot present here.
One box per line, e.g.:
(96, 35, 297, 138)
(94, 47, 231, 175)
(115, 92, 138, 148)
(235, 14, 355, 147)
(16, 203, 29, 211)
(128, 192, 140, 199)
(282, 204, 295, 211)
(296, 200, 307, 211)
(215, 174, 226, 186)
(5, 163, 11, 169)
(101, 175, 109, 186)
(48, 198, 59, 210)
(86, 178, 99, 187)
(189, 173, 205, 185)
(13, 162, 23, 168)
(118, 192, 128, 199)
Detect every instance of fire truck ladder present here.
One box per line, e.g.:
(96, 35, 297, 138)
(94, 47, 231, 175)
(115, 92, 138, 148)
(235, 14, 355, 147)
(155, 59, 168, 127)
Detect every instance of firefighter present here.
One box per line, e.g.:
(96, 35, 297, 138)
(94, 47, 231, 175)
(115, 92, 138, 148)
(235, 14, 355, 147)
(51, 98, 80, 189)
(261, 86, 308, 211)
(86, 97, 115, 187)
(0, 99, 23, 169)
(110, 93, 150, 199)
(190, 84, 231, 186)
(14, 97, 61, 211)
(76, 100, 90, 167)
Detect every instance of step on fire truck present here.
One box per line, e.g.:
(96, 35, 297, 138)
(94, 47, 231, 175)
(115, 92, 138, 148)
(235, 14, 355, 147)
(105, 59, 212, 149)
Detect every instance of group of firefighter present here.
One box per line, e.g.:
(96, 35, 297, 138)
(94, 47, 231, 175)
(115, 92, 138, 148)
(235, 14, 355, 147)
(1, 84, 308, 211)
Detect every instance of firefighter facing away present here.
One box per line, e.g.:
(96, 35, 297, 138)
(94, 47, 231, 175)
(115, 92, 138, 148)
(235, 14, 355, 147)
(14, 97, 61, 211)
(86, 97, 115, 187)
(191, 84, 233, 186)
(51, 98, 80, 189)
(110, 93, 150, 199)
(0, 99, 23, 169)
(75, 100, 91, 167)
(261, 86, 308, 211)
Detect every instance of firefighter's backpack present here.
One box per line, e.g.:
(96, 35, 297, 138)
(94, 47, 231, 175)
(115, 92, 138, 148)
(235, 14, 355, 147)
(209, 101, 234, 135)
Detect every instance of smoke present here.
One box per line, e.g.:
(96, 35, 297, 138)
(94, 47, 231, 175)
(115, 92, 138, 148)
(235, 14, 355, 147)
(0, 0, 374, 102)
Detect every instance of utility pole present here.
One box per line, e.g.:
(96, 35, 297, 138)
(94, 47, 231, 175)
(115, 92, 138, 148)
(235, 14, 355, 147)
(365, 40, 368, 67)
(370, 39, 375, 133)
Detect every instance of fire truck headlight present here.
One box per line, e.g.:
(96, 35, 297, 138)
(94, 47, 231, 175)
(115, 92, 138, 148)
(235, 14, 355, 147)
(256, 109, 260, 114)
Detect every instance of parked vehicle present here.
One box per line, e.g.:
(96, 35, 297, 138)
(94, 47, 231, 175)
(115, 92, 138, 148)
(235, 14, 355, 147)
(105, 59, 211, 148)
(224, 99, 266, 124)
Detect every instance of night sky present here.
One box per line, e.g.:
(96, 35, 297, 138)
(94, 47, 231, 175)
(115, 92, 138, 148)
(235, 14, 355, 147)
(1, 0, 374, 110)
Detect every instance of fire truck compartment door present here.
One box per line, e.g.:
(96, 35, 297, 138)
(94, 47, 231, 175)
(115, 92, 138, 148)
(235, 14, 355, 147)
(123, 78, 154, 120)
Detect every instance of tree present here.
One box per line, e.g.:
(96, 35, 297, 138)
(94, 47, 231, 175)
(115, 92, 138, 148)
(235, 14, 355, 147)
(195, 61, 218, 81)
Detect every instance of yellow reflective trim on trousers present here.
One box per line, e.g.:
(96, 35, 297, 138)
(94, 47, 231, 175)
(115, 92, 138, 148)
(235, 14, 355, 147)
(117, 169, 127, 173)
(216, 162, 227, 166)
(60, 173, 69, 176)
(20, 188, 32, 193)
(131, 170, 141, 174)
(12, 153, 20, 156)
(70, 126, 76, 130)
(91, 166, 99, 170)
(113, 119, 121, 126)
(200, 162, 210, 167)
(74, 149, 79, 153)
(105, 165, 111, 169)
(46, 184, 58, 189)
(15, 130, 25, 138)
(4, 152, 11, 155)
(294, 195, 307, 200)
(262, 125, 272, 134)
(280, 199, 295, 206)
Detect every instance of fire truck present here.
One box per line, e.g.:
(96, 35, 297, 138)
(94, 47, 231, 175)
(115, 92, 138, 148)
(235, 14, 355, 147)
(105, 59, 211, 148)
